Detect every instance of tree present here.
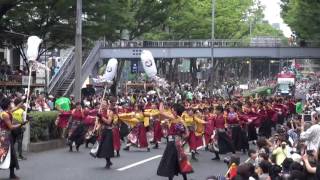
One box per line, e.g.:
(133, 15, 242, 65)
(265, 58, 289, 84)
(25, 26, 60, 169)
(281, 0, 320, 40)
(0, 0, 76, 69)
(83, 0, 183, 95)
(143, 0, 285, 86)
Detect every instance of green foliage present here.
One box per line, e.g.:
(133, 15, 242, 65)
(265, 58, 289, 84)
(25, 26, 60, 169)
(143, 0, 284, 40)
(281, 0, 320, 39)
(29, 111, 61, 142)
(1, 0, 76, 49)
(251, 23, 284, 37)
(1, 0, 181, 47)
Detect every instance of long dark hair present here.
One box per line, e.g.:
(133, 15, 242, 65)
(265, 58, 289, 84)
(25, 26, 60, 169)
(0, 97, 11, 111)
(173, 103, 185, 116)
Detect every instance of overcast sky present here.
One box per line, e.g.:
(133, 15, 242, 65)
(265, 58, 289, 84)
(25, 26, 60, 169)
(260, 0, 292, 37)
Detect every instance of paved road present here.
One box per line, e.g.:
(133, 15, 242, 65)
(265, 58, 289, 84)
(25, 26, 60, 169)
(0, 142, 247, 180)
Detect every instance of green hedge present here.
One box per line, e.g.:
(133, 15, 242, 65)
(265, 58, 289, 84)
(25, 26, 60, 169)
(28, 111, 62, 142)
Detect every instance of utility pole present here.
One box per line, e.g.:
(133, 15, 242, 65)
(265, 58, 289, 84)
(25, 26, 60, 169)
(248, 59, 252, 83)
(44, 42, 48, 95)
(211, 0, 215, 84)
(74, 0, 82, 101)
(249, 19, 252, 37)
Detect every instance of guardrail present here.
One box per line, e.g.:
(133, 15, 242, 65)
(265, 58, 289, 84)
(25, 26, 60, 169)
(65, 41, 103, 96)
(0, 75, 45, 86)
(48, 51, 75, 95)
(48, 47, 75, 83)
(48, 47, 74, 84)
(105, 39, 320, 48)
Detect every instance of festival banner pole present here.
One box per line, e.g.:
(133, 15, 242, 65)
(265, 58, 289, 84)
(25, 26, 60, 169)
(99, 83, 108, 112)
(25, 64, 33, 113)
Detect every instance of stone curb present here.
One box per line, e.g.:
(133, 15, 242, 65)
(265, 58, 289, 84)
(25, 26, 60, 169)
(29, 139, 66, 152)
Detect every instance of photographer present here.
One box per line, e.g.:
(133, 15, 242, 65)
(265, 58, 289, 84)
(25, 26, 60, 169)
(302, 145, 320, 179)
(300, 113, 320, 151)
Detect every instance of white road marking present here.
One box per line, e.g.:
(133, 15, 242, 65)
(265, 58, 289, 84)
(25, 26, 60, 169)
(197, 145, 205, 150)
(186, 146, 205, 155)
(116, 155, 163, 171)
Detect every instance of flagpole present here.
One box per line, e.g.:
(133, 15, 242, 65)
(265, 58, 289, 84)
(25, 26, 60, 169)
(25, 64, 33, 113)
(99, 83, 108, 112)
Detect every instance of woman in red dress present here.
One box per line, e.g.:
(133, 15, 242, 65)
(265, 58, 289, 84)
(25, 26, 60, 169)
(227, 106, 244, 152)
(96, 102, 114, 169)
(67, 102, 85, 152)
(204, 107, 214, 149)
(83, 104, 98, 148)
(120, 104, 150, 151)
(212, 105, 235, 160)
(157, 103, 193, 180)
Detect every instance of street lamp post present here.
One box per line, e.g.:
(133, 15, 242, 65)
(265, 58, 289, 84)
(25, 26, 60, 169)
(211, 0, 215, 84)
(74, 0, 82, 101)
(248, 59, 252, 83)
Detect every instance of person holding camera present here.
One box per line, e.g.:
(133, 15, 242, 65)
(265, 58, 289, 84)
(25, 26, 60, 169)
(302, 145, 320, 179)
(300, 113, 320, 151)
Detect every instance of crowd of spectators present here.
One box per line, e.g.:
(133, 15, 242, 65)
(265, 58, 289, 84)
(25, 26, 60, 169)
(0, 61, 28, 82)
(207, 82, 320, 180)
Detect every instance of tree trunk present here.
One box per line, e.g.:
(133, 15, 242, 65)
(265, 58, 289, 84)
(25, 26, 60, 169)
(208, 58, 220, 87)
(167, 59, 173, 81)
(110, 59, 125, 96)
(190, 58, 198, 87)
(172, 59, 179, 84)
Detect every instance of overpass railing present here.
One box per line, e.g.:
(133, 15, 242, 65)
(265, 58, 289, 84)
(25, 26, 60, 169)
(105, 39, 320, 48)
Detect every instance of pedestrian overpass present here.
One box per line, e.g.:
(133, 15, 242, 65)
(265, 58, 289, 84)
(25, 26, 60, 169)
(48, 39, 320, 96)
(100, 40, 320, 59)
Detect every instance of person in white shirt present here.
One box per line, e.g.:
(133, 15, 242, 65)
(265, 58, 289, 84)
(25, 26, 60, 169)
(300, 114, 320, 151)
